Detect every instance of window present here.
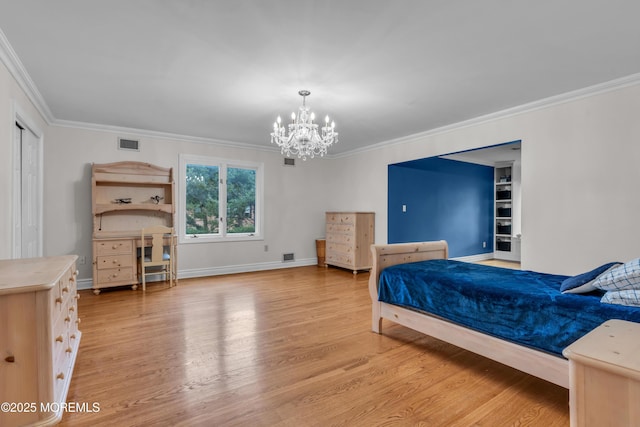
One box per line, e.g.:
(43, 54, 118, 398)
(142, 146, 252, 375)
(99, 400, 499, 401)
(179, 154, 263, 243)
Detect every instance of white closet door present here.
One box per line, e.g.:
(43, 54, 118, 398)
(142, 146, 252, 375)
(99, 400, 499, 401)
(15, 122, 42, 258)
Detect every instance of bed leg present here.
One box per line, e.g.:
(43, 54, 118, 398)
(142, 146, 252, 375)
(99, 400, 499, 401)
(372, 303, 382, 333)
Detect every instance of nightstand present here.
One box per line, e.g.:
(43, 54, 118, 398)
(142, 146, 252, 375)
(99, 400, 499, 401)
(563, 319, 640, 427)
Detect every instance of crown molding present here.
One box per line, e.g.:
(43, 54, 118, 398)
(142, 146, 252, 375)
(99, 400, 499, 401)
(53, 118, 280, 153)
(0, 28, 54, 124)
(335, 72, 640, 159)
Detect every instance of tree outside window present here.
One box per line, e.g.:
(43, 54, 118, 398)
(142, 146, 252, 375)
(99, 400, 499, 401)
(185, 164, 219, 234)
(226, 167, 256, 234)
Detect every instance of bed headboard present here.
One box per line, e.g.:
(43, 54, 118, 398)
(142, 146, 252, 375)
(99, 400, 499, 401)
(368, 241, 449, 301)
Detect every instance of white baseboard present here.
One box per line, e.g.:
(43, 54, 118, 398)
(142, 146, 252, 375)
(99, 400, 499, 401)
(77, 257, 318, 290)
(77, 278, 93, 290)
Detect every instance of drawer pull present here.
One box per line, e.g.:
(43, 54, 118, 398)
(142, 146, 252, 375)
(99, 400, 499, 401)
(112, 259, 119, 264)
(76, 294, 81, 300)
(5, 355, 15, 363)
(76, 318, 82, 324)
(55, 297, 63, 304)
(69, 306, 75, 312)
(70, 334, 76, 340)
(56, 335, 64, 343)
(62, 286, 69, 293)
(65, 316, 71, 323)
(112, 244, 118, 249)
(66, 347, 72, 353)
(56, 372, 65, 380)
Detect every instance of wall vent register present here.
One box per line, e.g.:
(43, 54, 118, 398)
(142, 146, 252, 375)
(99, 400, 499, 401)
(118, 137, 140, 151)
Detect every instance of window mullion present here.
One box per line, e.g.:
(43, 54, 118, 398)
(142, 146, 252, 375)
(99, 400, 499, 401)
(219, 164, 227, 237)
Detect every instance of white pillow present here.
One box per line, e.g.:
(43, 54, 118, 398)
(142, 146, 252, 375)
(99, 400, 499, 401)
(592, 258, 640, 291)
(601, 289, 640, 307)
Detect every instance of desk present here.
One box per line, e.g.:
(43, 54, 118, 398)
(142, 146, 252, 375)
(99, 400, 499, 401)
(92, 235, 177, 294)
(563, 319, 640, 427)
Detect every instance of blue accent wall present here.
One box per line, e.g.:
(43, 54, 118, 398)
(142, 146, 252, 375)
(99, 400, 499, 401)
(388, 157, 494, 258)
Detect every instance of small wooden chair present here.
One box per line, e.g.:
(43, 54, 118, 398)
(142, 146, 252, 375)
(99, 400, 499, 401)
(138, 225, 175, 291)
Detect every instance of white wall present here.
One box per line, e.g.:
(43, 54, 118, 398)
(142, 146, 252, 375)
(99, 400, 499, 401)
(327, 83, 640, 275)
(43, 126, 329, 282)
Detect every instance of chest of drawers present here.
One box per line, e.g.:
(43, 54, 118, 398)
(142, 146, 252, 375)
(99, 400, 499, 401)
(325, 212, 375, 274)
(0, 255, 81, 427)
(92, 238, 137, 294)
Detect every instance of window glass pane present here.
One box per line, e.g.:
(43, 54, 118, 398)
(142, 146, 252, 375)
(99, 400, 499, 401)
(185, 164, 219, 235)
(226, 167, 256, 234)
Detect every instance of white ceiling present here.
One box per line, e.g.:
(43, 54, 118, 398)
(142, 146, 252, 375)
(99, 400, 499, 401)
(1, 1, 640, 155)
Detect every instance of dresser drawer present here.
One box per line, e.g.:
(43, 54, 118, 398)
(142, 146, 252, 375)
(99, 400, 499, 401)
(52, 330, 69, 376)
(326, 241, 353, 255)
(326, 233, 354, 245)
(326, 212, 355, 225)
(326, 223, 355, 235)
(53, 343, 73, 402)
(97, 267, 135, 284)
(96, 254, 134, 270)
(326, 251, 354, 266)
(49, 280, 65, 316)
(95, 239, 133, 255)
(67, 296, 80, 335)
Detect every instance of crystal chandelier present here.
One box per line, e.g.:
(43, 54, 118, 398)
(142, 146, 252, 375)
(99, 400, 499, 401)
(271, 90, 338, 160)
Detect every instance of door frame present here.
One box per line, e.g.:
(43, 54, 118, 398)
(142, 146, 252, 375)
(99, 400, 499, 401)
(12, 101, 44, 258)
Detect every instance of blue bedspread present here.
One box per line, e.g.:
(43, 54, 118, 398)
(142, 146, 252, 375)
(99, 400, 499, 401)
(378, 259, 640, 356)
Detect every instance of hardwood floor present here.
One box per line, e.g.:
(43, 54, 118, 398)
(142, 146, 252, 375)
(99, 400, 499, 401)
(62, 266, 568, 426)
(477, 259, 522, 269)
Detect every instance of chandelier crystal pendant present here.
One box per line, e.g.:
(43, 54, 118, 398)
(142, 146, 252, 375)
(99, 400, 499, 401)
(271, 90, 338, 160)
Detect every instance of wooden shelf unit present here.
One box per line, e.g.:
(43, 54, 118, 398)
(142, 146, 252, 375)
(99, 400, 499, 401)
(91, 162, 176, 294)
(494, 164, 519, 261)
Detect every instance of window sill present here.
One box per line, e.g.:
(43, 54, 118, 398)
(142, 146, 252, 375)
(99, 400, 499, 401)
(179, 234, 263, 244)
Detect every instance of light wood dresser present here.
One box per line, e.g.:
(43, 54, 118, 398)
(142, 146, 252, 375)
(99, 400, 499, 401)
(0, 255, 81, 427)
(325, 212, 375, 274)
(563, 319, 640, 427)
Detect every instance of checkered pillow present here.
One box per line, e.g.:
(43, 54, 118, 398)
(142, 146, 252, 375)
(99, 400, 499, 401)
(593, 258, 640, 291)
(601, 289, 640, 307)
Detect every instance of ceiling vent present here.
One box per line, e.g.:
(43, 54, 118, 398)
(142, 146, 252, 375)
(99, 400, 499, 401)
(118, 137, 140, 151)
(283, 157, 295, 166)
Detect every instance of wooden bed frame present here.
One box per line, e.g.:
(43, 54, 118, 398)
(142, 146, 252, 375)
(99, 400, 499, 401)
(368, 240, 569, 388)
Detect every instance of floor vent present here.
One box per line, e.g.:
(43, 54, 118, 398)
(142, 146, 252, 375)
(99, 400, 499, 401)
(284, 158, 295, 166)
(282, 253, 295, 262)
(118, 137, 140, 151)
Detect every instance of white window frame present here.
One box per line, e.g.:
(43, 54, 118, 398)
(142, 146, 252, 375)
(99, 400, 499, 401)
(179, 154, 263, 244)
